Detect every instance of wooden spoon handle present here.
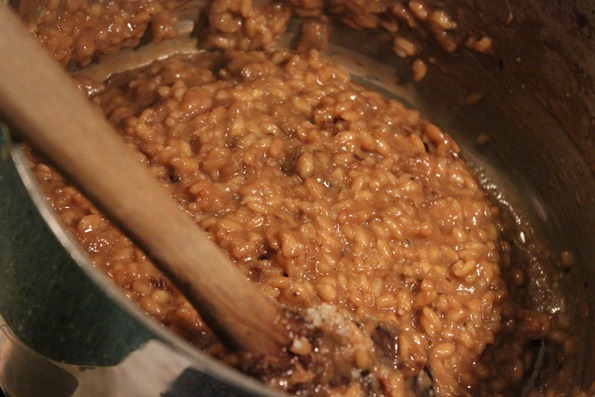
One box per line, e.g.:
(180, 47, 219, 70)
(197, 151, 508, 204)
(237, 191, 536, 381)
(0, 6, 290, 356)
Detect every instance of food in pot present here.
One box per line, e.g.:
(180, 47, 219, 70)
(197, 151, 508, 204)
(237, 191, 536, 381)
(27, 48, 557, 396)
(16, 0, 179, 66)
(18, 0, 591, 396)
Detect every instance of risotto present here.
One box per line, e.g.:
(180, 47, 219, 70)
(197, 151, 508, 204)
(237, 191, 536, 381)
(18, 0, 589, 396)
(33, 48, 512, 396)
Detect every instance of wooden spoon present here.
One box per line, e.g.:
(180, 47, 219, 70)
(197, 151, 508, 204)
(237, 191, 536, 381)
(0, 5, 292, 359)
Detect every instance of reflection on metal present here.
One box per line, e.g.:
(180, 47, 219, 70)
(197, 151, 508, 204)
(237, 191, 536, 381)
(0, 315, 250, 397)
(0, 316, 78, 397)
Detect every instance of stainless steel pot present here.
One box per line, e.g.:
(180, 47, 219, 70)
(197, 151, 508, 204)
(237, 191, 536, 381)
(0, 0, 593, 396)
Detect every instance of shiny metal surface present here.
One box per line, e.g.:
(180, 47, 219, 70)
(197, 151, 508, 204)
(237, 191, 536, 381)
(0, 314, 265, 397)
(0, 0, 593, 395)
